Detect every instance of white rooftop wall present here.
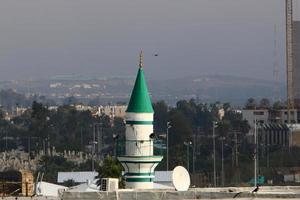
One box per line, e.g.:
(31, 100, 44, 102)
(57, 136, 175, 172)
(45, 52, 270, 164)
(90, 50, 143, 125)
(68, 179, 100, 192)
(57, 171, 98, 183)
(154, 171, 172, 182)
(36, 181, 67, 197)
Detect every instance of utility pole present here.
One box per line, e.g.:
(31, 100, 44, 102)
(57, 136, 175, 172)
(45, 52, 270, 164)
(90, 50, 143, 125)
(254, 119, 257, 187)
(97, 124, 100, 157)
(92, 124, 96, 171)
(193, 133, 196, 174)
(235, 131, 238, 167)
(166, 122, 171, 171)
(80, 127, 83, 151)
(221, 138, 225, 187)
(273, 24, 280, 102)
(213, 121, 217, 187)
(267, 144, 270, 168)
(5, 130, 7, 152)
(184, 141, 192, 172)
(187, 143, 189, 172)
(28, 136, 31, 168)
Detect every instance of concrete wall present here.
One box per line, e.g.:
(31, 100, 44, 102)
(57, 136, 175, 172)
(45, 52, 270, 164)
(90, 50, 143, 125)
(0, 198, 57, 200)
(62, 186, 300, 200)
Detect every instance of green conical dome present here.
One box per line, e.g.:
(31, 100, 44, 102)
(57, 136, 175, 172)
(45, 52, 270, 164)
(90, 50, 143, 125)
(126, 67, 154, 113)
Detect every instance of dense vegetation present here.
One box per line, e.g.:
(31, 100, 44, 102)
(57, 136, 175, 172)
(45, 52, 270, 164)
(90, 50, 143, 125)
(1, 98, 300, 186)
(154, 99, 300, 185)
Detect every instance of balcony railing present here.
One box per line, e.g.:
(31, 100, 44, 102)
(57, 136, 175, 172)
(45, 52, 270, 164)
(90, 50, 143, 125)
(116, 139, 165, 156)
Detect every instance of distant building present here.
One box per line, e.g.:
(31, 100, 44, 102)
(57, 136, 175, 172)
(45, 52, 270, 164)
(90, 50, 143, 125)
(15, 107, 28, 116)
(75, 104, 93, 111)
(290, 124, 300, 147)
(242, 109, 300, 147)
(48, 106, 59, 111)
(242, 109, 269, 128)
(3, 106, 29, 121)
(242, 109, 300, 130)
(259, 123, 290, 147)
(217, 108, 225, 120)
(97, 105, 127, 119)
(277, 167, 300, 183)
(269, 109, 299, 124)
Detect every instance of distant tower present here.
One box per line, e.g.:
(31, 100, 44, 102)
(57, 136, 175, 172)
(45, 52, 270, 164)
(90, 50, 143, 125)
(118, 52, 163, 189)
(286, 0, 300, 122)
(273, 24, 280, 102)
(286, 0, 295, 122)
(292, 0, 300, 109)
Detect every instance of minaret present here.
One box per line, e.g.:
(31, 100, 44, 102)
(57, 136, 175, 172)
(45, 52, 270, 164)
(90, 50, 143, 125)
(118, 51, 163, 189)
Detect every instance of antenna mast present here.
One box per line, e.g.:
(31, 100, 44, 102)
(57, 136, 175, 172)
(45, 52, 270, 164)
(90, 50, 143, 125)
(273, 24, 280, 102)
(286, 0, 294, 123)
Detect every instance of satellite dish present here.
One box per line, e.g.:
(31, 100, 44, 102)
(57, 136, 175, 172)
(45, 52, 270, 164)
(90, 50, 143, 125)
(172, 166, 190, 191)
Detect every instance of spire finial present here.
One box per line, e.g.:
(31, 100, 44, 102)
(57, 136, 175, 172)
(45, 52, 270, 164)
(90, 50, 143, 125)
(139, 50, 143, 68)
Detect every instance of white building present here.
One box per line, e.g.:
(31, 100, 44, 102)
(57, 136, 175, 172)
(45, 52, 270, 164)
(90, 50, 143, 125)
(97, 105, 127, 119)
(242, 109, 269, 129)
(242, 109, 300, 130)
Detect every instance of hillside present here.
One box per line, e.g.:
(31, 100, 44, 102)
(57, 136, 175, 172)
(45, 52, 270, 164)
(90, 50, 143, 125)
(0, 75, 285, 106)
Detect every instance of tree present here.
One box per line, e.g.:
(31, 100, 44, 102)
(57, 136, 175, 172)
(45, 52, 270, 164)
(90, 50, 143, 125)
(62, 179, 77, 187)
(113, 117, 125, 139)
(63, 96, 78, 105)
(259, 98, 270, 109)
(153, 100, 168, 133)
(30, 101, 50, 140)
(223, 102, 231, 112)
(168, 110, 193, 168)
(272, 101, 285, 110)
(96, 156, 124, 188)
(245, 98, 256, 109)
(38, 155, 76, 183)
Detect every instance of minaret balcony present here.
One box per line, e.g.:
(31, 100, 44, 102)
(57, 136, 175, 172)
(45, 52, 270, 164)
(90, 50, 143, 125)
(116, 139, 165, 157)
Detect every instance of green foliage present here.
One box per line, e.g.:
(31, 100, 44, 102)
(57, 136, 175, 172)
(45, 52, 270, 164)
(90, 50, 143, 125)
(153, 99, 254, 185)
(245, 98, 257, 109)
(272, 101, 285, 110)
(96, 156, 122, 179)
(268, 146, 300, 167)
(37, 156, 97, 183)
(62, 179, 77, 187)
(0, 89, 32, 111)
(153, 100, 168, 133)
(95, 156, 124, 188)
(2, 96, 300, 187)
(259, 98, 270, 109)
(38, 155, 77, 183)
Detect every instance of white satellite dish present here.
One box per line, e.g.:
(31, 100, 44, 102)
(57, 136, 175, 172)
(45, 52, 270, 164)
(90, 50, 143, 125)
(172, 166, 190, 191)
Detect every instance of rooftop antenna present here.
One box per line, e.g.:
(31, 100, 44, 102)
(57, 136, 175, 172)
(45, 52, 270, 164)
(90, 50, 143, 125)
(273, 24, 280, 102)
(139, 50, 143, 68)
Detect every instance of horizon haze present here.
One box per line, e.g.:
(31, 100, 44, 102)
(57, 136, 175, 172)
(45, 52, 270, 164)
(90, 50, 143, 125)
(0, 0, 296, 81)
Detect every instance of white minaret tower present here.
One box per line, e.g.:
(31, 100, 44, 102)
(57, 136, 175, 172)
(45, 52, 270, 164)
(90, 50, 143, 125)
(118, 52, 163, 189)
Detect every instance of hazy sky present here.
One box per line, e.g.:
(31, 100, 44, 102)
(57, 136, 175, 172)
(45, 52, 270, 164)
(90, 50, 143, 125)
(0, 0, 297, 81)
